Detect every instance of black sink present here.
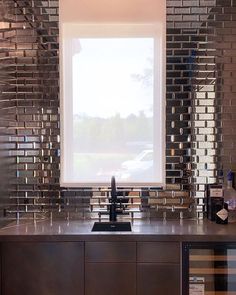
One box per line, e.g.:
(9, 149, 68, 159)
(92, 222, 132, 232)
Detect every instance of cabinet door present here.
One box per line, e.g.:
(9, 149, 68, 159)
(2, 242, 84, 295)
(137, 242, 180, 295)
(85, 241, 136, 295)
(85, 263, 136, 295)
(137, 263, 180, 295)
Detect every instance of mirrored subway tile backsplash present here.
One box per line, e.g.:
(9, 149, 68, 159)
(5, 188, 194, 220)
(1, 0, 236, 220)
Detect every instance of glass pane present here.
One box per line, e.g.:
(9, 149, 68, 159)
(189, 247, 236, 293)
(72, 37, 155, 184)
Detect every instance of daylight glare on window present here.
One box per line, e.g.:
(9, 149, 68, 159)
(60, 0, 165, 187)
(61, 23, 165, 187)
(71, 37, 155, 184)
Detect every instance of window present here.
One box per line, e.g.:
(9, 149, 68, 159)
(60, 0, 166, 187)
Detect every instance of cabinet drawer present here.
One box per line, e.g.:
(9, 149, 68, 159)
(137, 242, 180, 263)
(85, 242, 136, 262)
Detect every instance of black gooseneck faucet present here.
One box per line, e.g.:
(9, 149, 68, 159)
(109, 176, 117, 222)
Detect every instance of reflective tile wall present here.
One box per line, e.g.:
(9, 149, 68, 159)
(0, 0, 235, 220)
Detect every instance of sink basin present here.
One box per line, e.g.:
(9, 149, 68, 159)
(92, 222, 132, 232)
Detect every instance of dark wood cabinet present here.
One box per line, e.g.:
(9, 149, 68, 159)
(0, 240, 181, 295)
(137, 242, 180, 295)
(85, 242, 136, 295)
(2, 242, 84, 295)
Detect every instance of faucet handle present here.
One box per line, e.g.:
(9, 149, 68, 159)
(111, 176, 117, 201)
